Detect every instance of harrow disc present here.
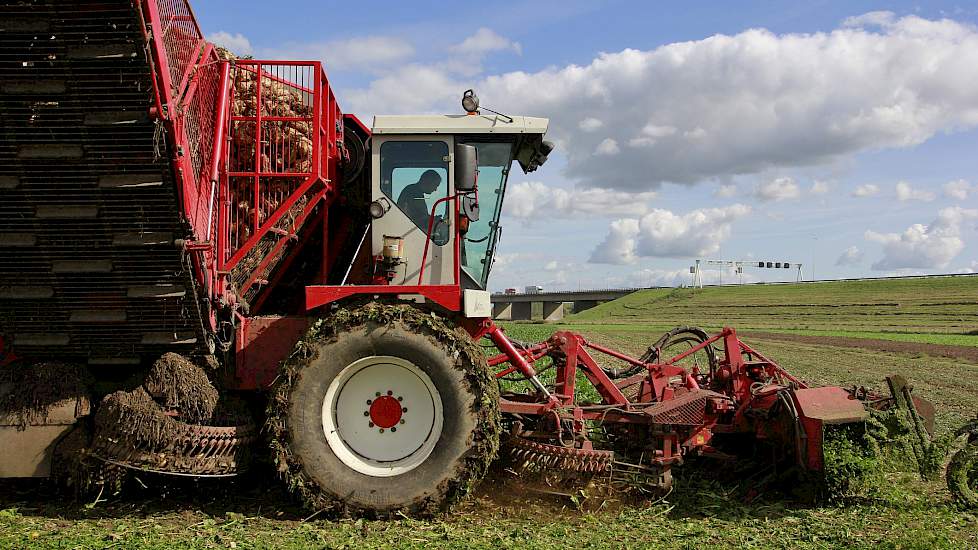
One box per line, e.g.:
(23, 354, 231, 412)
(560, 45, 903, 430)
(90, 387, 256, 477)
(507, 437, 614, 473)
(504, 436, 672, 494)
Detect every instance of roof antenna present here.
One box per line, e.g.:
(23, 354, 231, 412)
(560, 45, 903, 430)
(461, 89, 513, 123)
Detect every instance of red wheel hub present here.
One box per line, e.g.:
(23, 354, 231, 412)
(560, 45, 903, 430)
(369, 395, 403, 428)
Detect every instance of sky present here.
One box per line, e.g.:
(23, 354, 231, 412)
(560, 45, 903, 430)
(196, 1, 978, 291)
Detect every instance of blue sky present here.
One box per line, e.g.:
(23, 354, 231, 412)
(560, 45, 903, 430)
(198, 1, 978, 290)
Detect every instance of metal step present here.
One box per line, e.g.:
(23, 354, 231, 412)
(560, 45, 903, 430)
(0, 0, 204, 364)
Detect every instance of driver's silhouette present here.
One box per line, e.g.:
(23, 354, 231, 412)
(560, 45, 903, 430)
(397, 169, 441, 228)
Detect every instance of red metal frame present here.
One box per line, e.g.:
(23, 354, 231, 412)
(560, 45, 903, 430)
(480, 322, 857, 472)
(305, 284, 462, 312)
(134, 0, 349, 337)
(221, 61, 330, 271)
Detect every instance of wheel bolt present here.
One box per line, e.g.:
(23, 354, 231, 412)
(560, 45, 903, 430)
(368, 422, 374, 428)
(375, 391, 381, 397)
(367, 399, 372, 405)
(391, 427, 397, 433)
(387, 390, 393, 396)
(402, 407, 407, 413)
(379, 428, 385, 433)
(363, 411, 369, 417)
(397, 396, 403, 401)
(399, 419, 405, 425)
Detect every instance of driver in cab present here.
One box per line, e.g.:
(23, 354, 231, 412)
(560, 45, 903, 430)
(397, 169, 441, 229)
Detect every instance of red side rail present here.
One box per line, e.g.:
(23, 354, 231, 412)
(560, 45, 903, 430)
(217, 60, 342, 305)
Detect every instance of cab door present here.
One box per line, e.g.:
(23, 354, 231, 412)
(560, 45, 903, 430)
(370, 135, 455, 285)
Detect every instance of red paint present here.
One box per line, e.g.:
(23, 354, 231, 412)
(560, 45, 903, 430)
(489, 322, 867, 477)
(369, 396, 403, 428)
(305, 284, 462, 312)
(231, 315, 310, 390)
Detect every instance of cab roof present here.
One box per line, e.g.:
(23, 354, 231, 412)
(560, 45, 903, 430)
(372, 114, 549, 135)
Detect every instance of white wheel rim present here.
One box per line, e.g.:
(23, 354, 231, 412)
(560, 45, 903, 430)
(322, 355, 443, 477)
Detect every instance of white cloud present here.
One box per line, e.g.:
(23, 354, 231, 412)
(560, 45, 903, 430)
(206, 31, 253, 56)
(627, 122, 677, 148)
(579, 118, 604, 132)
(468, 14, 978, 190)
(590, 204, 751, 263)
(452, 28, 521, 57)
(544, 260, 559, 271)
(835, 245, 865, 266)
(956, 260, 978, 274)
(589, 218, 640, 264)
(944, 179, 972, 200)
(842, 11, 897, 28)
(810, 180, 830, 195)
(337, 13, 978, 192)
(636, 204, 752, 257)
(594, 138, 620, 156)
(344, 64, 460, 114)
(865, 206, 978, 270)
(265, 36, 414, 71)
(714, 184, 738, 198)
(754, 177, 800, 201)
(627, 268, 690, 288)
(895, 181, 936, 202)
(503, 181, 657, 220)
(852, 183, 881, 197)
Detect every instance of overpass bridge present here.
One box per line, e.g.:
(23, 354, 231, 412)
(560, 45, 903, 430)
(490, 288, 641, 320)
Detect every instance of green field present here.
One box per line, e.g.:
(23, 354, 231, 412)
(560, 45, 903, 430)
(569, 276, 978, 345)
(2, 277, 977, 549)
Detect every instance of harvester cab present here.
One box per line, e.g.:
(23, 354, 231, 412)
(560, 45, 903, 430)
(367, 113, 550, 291)
(305, 105, 552, 318)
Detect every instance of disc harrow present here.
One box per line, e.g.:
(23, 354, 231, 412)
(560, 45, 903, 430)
(90, 420, 255, 477)
(507, 437, 614, 473)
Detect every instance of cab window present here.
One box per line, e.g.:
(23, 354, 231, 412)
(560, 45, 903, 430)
(460, 140, 514, 286)
(380, 141, 450, 245)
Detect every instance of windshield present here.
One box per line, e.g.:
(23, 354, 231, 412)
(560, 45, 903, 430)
(461, 140, 514, 287)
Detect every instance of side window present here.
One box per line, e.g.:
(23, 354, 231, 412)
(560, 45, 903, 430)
(380, 141, 450, 245)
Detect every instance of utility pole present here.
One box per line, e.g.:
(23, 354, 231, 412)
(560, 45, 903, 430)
(811, 234, 817, 282)
(689, 260, 703, 289)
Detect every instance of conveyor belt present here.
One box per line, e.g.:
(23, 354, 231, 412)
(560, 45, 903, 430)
(0, 0, 205, 365)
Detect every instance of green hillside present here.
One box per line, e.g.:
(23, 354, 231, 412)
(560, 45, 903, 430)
(566, 276, 978, 345)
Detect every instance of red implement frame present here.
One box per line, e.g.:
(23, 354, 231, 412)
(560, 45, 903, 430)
(477, 321, 859, 472)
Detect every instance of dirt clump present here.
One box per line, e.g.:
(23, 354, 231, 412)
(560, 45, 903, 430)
(142, 352, 218, 424)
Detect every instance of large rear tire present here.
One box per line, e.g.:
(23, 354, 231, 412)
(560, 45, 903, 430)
(267, 303, 500, 517)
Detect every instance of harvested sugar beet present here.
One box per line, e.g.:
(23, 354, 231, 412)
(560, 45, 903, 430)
(142, 352, 218, 424)
(213, 46, 316, 300)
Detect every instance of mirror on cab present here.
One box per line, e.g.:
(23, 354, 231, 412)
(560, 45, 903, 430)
(455, 143, 478, 193)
